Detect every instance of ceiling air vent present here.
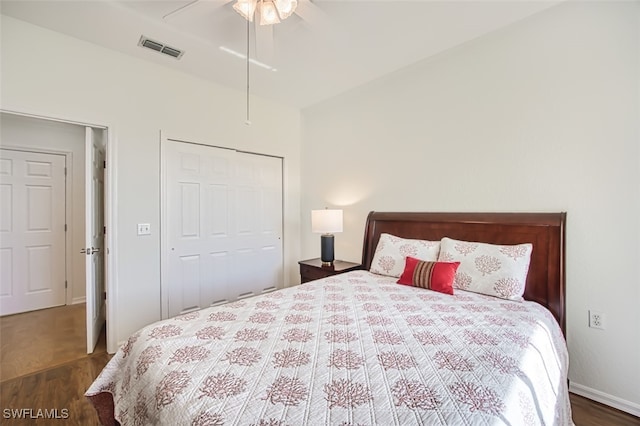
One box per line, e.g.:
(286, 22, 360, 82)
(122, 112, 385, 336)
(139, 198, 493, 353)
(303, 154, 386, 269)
(138, 35, 184, 60)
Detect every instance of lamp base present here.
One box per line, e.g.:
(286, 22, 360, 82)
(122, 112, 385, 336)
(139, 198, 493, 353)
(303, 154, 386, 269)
(320, 234, 335, 265)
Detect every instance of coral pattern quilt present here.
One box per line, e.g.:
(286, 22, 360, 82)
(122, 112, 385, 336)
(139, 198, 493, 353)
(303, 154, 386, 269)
(86, 271, 572, 425)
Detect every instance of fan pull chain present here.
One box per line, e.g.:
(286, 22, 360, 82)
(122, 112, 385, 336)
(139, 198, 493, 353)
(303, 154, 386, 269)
(245, 15, 251, 126)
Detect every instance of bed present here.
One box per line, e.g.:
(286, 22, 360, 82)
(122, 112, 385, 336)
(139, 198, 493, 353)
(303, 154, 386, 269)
(86, 211, 571, 425)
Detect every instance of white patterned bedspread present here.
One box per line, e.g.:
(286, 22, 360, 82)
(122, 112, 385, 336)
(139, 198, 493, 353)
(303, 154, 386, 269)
(86, 271, 572, 425)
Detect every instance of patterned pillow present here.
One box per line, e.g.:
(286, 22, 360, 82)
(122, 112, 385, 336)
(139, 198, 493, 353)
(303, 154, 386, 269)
(438, 237, 533, 300)
(397, 257, 459, 295)
(369, 233, 440, 278)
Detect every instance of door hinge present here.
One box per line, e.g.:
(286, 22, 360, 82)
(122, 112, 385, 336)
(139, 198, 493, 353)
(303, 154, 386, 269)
(64, 167, 67, 176)
(103, 291, 107, 301)
(103, 226, 106, 235)
(64, 224, 67, 232)
(65, 280, 68, 289)
(103, 160, 106, 169)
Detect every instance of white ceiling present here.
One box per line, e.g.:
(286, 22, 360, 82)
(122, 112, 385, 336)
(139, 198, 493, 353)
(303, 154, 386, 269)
(0, 0, 560, 108)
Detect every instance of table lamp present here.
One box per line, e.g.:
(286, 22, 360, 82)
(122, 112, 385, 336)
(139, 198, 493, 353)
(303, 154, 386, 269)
(311, 209, 343, 266)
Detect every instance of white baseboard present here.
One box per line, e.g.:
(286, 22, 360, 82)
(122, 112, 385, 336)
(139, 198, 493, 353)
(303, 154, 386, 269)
(71, 296, 86, 305)
(570, 382, 640, 417)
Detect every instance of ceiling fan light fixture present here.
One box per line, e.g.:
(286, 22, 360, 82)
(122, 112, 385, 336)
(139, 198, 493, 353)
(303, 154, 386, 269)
(233, 0, 256, 21)
(259, 0, 281, 25)
(233, 0, 297, 25)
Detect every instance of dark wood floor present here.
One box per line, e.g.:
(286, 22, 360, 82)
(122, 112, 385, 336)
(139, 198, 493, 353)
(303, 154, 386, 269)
(1, 305, 110, 425)
(570, 393, 640, 426)
(0, 304, 89, 382)
(1, 305, 639, 425)
(0, 350, 111, 425)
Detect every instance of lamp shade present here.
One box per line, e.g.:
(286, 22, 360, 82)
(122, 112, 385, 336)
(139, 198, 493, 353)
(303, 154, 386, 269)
(311, 209, 343, 234)
(232, 0, 256, 20)
(259, 0, 280, 25)
(274, 0, 297, 19)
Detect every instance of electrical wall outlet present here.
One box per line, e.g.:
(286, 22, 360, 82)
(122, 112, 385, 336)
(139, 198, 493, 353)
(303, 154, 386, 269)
(589, 310, 605, 329)
(137, 223, 151, 236)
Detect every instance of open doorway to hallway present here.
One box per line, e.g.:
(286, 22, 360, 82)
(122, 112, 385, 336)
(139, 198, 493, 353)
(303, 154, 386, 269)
(0, 112, 107, 355)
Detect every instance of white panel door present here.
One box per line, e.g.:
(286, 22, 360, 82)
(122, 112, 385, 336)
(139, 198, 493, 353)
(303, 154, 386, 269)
(234, 152, 283, 297)
(164, 141, 283, 318)
(0, 148, 66, 316)
(85, 128, 106, 353)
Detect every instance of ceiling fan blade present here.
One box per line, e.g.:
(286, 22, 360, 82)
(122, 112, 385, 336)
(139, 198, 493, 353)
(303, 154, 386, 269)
(163, 0, 231, 22)
(294, 0, 328, 28)
(254, 23, 275, 65)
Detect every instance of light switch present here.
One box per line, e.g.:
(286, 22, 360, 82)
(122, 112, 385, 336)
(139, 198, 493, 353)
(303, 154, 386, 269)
(137, 223, 151, 235)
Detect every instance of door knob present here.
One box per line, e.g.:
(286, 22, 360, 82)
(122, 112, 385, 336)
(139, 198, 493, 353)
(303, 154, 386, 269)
(80, 247, 100, 254)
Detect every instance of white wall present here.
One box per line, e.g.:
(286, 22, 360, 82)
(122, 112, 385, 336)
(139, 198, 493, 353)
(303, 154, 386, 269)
(0, 113, 86, 304)
(0, 15, 301, 351)
(301, 1, 639, 415)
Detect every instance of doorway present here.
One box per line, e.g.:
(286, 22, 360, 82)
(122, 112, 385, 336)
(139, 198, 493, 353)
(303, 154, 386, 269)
(0, 112, 109, 354)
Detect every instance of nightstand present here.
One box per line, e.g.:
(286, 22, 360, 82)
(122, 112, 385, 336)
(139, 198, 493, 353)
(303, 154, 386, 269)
(298, 258, 361, 283)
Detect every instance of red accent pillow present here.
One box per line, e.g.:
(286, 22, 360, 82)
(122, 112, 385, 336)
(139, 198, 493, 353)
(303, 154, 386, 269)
(397, 257, 460, 295)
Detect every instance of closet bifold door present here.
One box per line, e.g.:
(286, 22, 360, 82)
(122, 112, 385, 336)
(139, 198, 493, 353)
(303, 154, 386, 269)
(162, 140, 283, 319)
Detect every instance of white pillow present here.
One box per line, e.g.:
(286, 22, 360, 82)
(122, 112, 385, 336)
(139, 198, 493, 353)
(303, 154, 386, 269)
(369, 233, 440, 278)
(438, 237, 532, 300)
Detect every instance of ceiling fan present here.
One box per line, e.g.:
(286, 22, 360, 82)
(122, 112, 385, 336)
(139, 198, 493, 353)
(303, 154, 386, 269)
(162, 0, 325, 62)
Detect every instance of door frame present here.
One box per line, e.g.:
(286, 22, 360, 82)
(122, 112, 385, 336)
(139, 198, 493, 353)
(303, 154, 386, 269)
(0, 146, 73, 306)
(1, 108, 118, 353)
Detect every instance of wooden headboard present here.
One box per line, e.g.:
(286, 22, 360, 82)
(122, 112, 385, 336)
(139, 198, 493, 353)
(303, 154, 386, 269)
(361, 212, 566, 334)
